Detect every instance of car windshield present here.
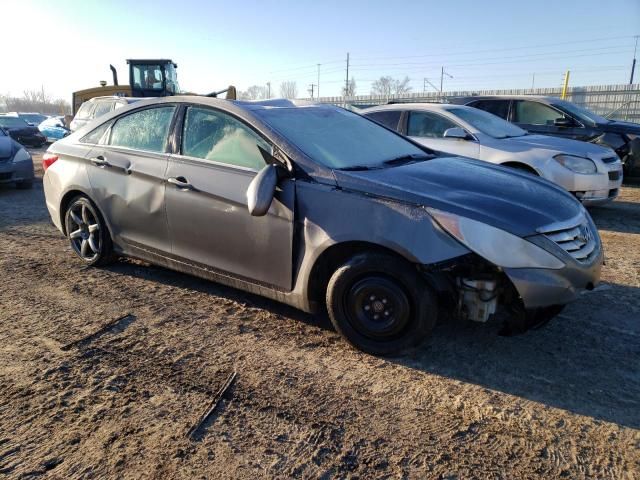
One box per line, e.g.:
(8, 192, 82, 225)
(253, 106, 431, 169)
(20, 114, 47, 125)
(447, 107, 527, 139)
(0, 117, 30, 128)
(552, 100, 610, 125)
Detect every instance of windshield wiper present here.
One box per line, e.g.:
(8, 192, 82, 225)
(339, 165, 381, 171)
(382, 154, 432, 167)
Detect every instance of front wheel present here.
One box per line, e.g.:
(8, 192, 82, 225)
(64, 196, 114, 266)
(326, 253, 437, 355)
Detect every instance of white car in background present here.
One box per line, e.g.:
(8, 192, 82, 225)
(363, 103, 623, 205)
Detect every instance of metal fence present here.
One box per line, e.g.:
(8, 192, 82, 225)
(310, 84, 640, 123)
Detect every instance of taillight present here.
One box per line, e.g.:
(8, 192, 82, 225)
(42, 153, 59, 171)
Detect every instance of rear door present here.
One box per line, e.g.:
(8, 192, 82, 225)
(85, 105, 176, 253)
(405, 110, 480, 159)
(165, 105, 295, 290)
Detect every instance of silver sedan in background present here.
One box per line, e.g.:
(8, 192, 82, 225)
(363, 103, 623, 205)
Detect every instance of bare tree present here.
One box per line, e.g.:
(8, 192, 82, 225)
(1, 88, 70, 115)
(394, 76, 412, 95)
(371, 76, 412, 97)
(342, 78, 357, 97)
(238, 85, 269, 101)
(279, 81, 298, 99)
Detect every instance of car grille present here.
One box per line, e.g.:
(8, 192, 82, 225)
(608, 170, 621, 181)
(541, 219, 597, 263)
(601, 156, 619, 164)
(0, 172, 12, 181)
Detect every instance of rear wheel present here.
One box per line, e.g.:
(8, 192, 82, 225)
(326, 253, 437, 355)
(64, 196, 114, 266)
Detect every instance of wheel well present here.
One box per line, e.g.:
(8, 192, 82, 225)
(307, 241, 413, 311)
(501, 162, 539, 176)
(59, 190, 88, 234)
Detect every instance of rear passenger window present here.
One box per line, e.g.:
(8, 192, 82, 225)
(365, 111, 402, 131)
(468, 100, 510, 119)
(81, 122, 111, 144)
(92, 101, 113, 119)
(109, 106, 176, 153)
(181, 107, 269, 170)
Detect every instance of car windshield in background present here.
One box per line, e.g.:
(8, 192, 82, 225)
(552, 100, 610, 125)
(448, 107, 527, 139)
(0, 117, 30, 128)
(254, 107, 430, 170)
(21, 114, 47, 125)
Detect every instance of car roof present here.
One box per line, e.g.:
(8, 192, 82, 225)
(452, 95, 560, 103)
(362, 102, 469, 113)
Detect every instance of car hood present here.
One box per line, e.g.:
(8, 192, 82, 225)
(4, 125, 40, 136)
(0, 136, 13, 159)
(501, 134, 613, 158)
(332, 156, 582, 237)
(597, 120, 640, 135)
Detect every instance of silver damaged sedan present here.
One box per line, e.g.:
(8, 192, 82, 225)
(43, 97, 603, 354)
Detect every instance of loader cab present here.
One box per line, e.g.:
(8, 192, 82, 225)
(128, 59, 180, 97)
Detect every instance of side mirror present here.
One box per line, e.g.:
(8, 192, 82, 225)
(554, 117, 574, 128)
(443, 127, 470, 140)
(247, 164, 278, 216)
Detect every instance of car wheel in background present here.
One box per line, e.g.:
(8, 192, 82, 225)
(326, 252, 437, 355)
(64, 196, 114, 266)
(502, 162, 539, 176)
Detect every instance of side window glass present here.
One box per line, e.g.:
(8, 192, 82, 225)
(407, 111, 457, 138)
(80, 122, 111, 144)
(470, 100, 510, 119)
(109, 106, 176, 153)
(76, 102, 94, 119)
(514, 101, 565, 125)
(365, 111, 402, 131)
(182, 107, 269, 170)
(92, 101, 113, 119)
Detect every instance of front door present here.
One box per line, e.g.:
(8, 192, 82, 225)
(511, 100, 585, 140)
(165, 105, 294, 290)
(85, 105, 176, 253)
(406, 110, 480, 158)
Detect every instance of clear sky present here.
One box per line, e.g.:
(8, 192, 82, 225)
(2, 0, 639, 101)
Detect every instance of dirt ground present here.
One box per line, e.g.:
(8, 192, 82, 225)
(0, 150, 638, 479)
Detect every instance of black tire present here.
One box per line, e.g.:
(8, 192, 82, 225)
(504, 163, 539, 176)
(15, 180, 33, 190)
(326, 253, 437, 355)
(64, 195, 115, 267)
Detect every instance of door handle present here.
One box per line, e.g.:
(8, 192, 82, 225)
(90, 156, 111, 168)
(167, 176, 193, 190)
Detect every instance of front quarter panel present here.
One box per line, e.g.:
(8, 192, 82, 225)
(292, 180, 470, 300)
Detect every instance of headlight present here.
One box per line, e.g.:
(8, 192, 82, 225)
(553, 154, 597, 174)
(13, 148, 31, 163)
(427, 208, 565, 269)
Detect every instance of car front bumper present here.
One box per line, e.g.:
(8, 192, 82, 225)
(0, 159, 35, 184)
(542, 160, 623, 206)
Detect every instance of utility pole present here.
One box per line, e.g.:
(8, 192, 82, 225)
(308, 83, 316, 99)
(631, 35, 639, 84)
(317, 64, 321, 99)
(423, 78, 439, 95)
(345, 52, 350, 98)
(531, 73, 535, 89)
(440, 67, 453, 98)
(266, 82, 271, 98)
(561, 70, 571, 99)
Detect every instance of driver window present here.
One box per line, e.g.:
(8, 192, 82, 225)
(514, 101, 565, 125)
(407, 111, 457, 138)
(182, 107, 270, 171)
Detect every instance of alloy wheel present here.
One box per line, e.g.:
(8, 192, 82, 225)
(67, 203, 101, 262)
